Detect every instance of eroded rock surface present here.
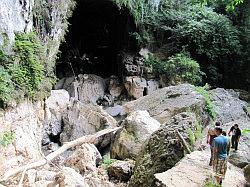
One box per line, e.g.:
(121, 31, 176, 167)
(129, 112, 207, 187)
(154, 150, 246, 187)
(124, 84, 205, 123)
(111, 110, 161, 160)
(60, 100, 117, 148)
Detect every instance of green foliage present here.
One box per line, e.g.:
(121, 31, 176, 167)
(146, 53, 202, 85)
(195, 85, 217, 120)
(0, 32, 46, 107)
(0, 131, 15, 147)
(10, 32, 45, 97)
(198, 0, 244, 11)
(0, 66, 14, 106)
(188, 128, 196, 146)
(102, 155, 116, 166)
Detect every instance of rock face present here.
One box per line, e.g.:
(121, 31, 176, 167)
(211, 88, 249, 124)
(0, 0, 33, 48)
(211, 88, 250, 168)
(108, 76, 124, 98)
(0, 100, 44, 177)
(64, 143, 102, 175)
(107, 160, 135, 182)
(154, 150, 246, 187)
(60, 100, 117, 148)
(55, 74, 107, 104)
(124, 84, 205, 123)
(124, 76, 159, 99)
(111, 111, 161, 160)
(42, 89, 70, 145)
(129, 112, 206, 187)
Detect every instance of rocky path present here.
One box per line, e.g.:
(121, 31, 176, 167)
(154, 149, 246, 187)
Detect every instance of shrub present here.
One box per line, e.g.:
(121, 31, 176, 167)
(0, 131, 15, 147)
(146, 53, 203, 85)
(0, 66, 14, 107)
(11, 32, 45, 97)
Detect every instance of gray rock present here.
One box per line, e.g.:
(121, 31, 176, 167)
(105, 105, 124, 117)
(64, 144, 102, 175)
(60, 100, 117, 148)
(107, 160, 135, 182)
(123, 84, 206, 123)
(124, 76, 147, 99)
(111, 110, 161, 160)
(154, 150, 246, 187)
(128, 112, 207, 187)
(211, 88, 249, 124)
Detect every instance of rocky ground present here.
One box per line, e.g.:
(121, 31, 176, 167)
(0, 74, 249, 187)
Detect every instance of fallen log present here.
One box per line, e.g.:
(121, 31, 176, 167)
(0, 127, 121, 182)
(175, 130, 191, 154)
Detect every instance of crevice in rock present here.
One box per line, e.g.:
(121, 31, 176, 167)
(56, 0, 137, 79)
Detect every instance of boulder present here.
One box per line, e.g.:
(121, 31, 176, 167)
(123, 84, 206, 124)
(211, 88, 249, 124)
(124, 76, 147, 99)
(64, 144, 102, 175)
(105, 105, 124, 117)
(56, 74, 106, 104)
(108, 76, 124, 98)
(107, 160, 135, 182)
(129, 112, 206, 187)
(154, 150, 246, 187)
(146, 80, 159, 95)
(60, 100, 117, 148)
(111, 111, 161, 160)
(42, 89, 70, 145)
(244, 164, 250, 184)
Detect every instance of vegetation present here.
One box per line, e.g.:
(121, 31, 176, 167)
(0, 32, 47, 107)
(115, 0, 249, 90)
(145, 53, 202, 85)
(195, 85, 217, 120)
(0, 131, 15, 147)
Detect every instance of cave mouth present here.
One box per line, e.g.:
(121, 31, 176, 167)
(56, 0, 137, 79)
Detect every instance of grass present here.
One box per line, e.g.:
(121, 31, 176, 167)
(0, 131, 15, 147)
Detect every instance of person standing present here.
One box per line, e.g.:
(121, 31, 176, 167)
(207, 121, 221, 166)
(228, 124, 241, 151)
(213, 127, 230, 185)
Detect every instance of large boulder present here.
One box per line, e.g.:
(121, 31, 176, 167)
(42, 89, 70, 145)
(64, 143, 102, 175)
(154, 150, 246, 187)
(55, 74, 107, 104)
(60, 100, 117, 148)
(128, 112, 207, 187)
(123, 84, 206, 123)
(124, 76, 147, 99)
(111, 111, 161, 160)
(211, 88, 249, 124)
(108, 75, 124, 98)
(107, 160, 135, 182)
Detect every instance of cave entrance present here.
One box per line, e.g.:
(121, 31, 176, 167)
(56, 0, 137, 79)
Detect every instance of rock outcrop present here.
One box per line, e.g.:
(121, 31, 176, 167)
(244, 164, 250, 184)
(42, 89, 70, 145)
(111, 111, 161, 160)
(123, 84, 206, 123)
(60, 100, 117, 148)
(0, 100, 44, 177)
(154, 150, 246, 187)
(107, 160, 135, 182)
(128, 112, 207, 187)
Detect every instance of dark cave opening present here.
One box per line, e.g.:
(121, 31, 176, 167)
(56, 0, 137, 79)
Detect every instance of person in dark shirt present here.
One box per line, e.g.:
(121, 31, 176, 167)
(213, 127, 230, 185)
(228, 124, 241, 151)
